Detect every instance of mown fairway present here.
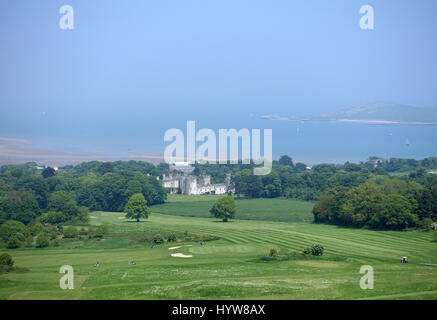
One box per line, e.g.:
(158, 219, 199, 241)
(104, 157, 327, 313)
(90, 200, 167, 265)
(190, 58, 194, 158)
(152, 194, 315, 222)
(0, 197, 436, 300)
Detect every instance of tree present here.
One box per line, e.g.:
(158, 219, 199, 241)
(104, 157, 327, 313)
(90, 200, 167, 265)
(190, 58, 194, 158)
(124, 193, 151, 222)
(41, 167, 56, 179)
(279, 155, 294, 167)
(48, 191, 78, 220)
(63, 226, 78, 238)
(98, 162, 114, 175)
(7, 235, 21, 249)
(210, 195, 236, 222)
(40, 211, 67, 224)
(36, 233, 50, 248)
(0, 220, 26, 241)
(25, 235, 34, 247)
(77, 206, 90, 223)
(311, 244, 324, 256)
(295, 162, 307, 172)
(0, 253, 14, 266)
(1, 190, 40, 224)
(269, 248, 278, 260)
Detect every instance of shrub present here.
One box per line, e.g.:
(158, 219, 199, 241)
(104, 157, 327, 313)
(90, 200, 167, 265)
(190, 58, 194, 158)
(311, 244, 324, 256)
(29, 222, 45, 236)
(418, 218, 433, 231)
(25, 235, 34, 247)
(15, 232, 25, 241)
(36, 233, 50, 248)
(152, 235, 164, 244)
(0, 220, 26, 241)
(40, 211, 67, 225)
(53, 237, 62, 247)
(7, 235, 21, 249)
(269, 248, 278, 260)
(95, 225, 109, 239)
(0, 253, 14, 266)
(46, 224, 59, 240)
(167, 233, 177, 242)
(63, 226, 78, 239)
(302, 247, 312, 256)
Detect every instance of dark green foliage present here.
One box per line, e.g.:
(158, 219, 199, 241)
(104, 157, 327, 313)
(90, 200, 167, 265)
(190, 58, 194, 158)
(41, 167, 55, 179)
(269, 248, 278, 259)
(302, 247, 312, 256)
(40, 211, 67, 224)
(0, 220, 26, 241)
(167, 233, 177, 242)
(7, 235, 21, 249)
(53, 237, 62, 246)
(125, 193, 151, 222)
(278, 155, 294, 167)
(36, 233, 50, 248)
(152, 235, 164, 244)
(312, 177, 431, 230)
(25, 235, 34, 247)
(0, 253, 14, 266)
(48, 191, 78, 220)
(0, 190, 40, 224)
(63, 226, 78, 238)
(210, 195, 236, 222)
(311, 244, 324, 256)
(95, 225, 109, 239)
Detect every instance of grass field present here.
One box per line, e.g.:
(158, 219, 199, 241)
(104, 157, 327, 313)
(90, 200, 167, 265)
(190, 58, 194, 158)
(152, 194, 315, 222)
(0, 196, 436, 300)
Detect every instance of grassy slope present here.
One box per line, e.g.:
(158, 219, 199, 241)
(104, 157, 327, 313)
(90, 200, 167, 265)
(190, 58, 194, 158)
(152, 194, 315, 222)
(1, 207, 436, 300)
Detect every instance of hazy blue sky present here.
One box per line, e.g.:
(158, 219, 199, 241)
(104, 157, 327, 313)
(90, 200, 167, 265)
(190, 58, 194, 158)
(1, 0, 436, 162)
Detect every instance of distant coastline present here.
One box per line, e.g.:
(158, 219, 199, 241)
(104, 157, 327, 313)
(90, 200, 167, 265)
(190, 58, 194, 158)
(261, 115, 437, 126)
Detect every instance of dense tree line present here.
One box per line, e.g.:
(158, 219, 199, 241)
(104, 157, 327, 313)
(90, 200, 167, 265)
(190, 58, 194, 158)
(313, 176, 437, 230)
(192, 156, 437, 203)
(0, 161, 167, 226)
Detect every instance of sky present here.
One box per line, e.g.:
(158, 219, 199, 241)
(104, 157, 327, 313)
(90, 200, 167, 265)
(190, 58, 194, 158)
(0, 0, 436, 164)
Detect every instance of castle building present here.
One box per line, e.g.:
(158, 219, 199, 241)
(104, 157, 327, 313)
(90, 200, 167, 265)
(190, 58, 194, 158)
(162, 168, 232, 195)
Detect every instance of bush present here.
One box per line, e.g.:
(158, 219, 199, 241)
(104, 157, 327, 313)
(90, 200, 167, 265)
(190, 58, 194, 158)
(167, 233, 177, 242)
(63, 226, 78, 239)
(7, 235, 21, 249)
(418, 218, 433, 231)
(152, 235, 164, 244)
(36, 233, 50, 248)
(29, 222, 45, 236)
(25, 235, 34, 247)
(46, 225, 59, 240)
(269, 248, 278, 260)
(0, 220, 26, 241)
(40, 211, 67, 225)
(0, 253, 14, 266)
(311, 244, 324, 256)
(95, 225, 109, 239)
(302, 247, 312, 256)
(53, 237, 62, 247)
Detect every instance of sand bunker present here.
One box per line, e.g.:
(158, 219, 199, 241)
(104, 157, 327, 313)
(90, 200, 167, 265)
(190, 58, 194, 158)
(171, 253, 193, 258)
(90, 216, 96, 219)
(168, 245, 192, 250)
(169, 246, 182, 250)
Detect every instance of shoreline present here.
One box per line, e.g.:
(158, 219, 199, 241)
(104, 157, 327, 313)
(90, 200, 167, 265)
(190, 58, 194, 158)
(261, 115, 437, 126)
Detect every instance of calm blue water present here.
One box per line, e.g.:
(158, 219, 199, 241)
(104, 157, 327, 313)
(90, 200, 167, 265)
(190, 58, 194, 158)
(3, 116, 437, 165)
